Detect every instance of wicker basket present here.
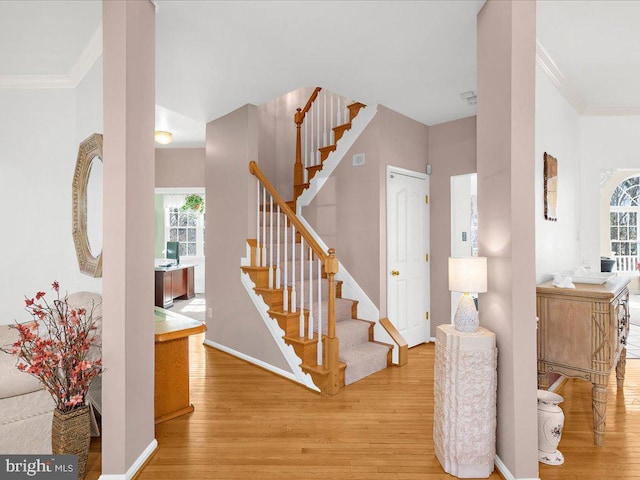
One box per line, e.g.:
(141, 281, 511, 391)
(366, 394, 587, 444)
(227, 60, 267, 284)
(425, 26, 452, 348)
(52, 406, 91, 479)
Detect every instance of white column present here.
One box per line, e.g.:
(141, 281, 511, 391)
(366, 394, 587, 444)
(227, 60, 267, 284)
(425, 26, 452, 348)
(290, 224, 297, 313)
(317, 257, 323, 365)
(299, 238, 305, 337)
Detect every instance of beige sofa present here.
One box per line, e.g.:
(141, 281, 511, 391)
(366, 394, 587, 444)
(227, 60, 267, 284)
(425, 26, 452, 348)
(0, 292, 102, 454)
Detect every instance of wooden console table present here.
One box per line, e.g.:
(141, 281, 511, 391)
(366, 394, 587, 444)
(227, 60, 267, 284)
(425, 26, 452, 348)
(154, 307, 206, 424)
(155, 264, 195, 308)
(536, 277, 630, 446)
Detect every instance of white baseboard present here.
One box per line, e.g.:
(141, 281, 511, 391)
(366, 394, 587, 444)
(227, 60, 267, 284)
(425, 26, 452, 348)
(429, 336, 436, 343)
(494, 455, 539, 480)
(548, 374, 568, 393)
(99, 438, 157, 480)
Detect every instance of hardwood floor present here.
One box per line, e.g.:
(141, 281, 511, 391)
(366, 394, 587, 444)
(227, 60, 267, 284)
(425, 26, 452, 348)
(86, 335, 640, 479)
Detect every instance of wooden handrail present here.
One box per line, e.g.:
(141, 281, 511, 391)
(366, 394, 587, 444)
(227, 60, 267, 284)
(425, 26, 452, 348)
(249, 161, 328, 263)
(296, 87, 322, 123)
(379, 318, 408, 367)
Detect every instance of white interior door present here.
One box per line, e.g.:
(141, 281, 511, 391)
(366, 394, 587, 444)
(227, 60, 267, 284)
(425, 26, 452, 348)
(387, 166, 429, 347)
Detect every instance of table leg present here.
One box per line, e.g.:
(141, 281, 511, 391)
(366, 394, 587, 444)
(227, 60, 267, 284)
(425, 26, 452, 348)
(592, 381, 608, 447)
(538, 363, 548, 390)
(616, 347, 627, 389)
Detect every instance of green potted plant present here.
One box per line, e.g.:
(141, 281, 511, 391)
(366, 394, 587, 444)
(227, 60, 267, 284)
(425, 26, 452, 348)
(181, 194, 204, 213)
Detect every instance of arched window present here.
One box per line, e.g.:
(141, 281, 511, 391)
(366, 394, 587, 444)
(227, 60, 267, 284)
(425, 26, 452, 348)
(610, 176, 640, 272)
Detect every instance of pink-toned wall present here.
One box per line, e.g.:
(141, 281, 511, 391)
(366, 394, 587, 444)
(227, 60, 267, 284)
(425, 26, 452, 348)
(155, 148, 205, 188)
(303, 105, 428, 317)
(428, 116, 477, 336)
(477, 0, 538, 477)
(205, 104, 292, 371)
(102, 0, 156, 474)
(257, 87, 316, 197)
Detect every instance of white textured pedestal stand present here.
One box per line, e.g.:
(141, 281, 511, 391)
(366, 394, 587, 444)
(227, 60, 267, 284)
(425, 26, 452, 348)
(434, 324, 497, 478)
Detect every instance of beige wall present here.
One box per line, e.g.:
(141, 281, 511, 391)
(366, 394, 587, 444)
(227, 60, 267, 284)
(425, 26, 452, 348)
(477, 1, 538, 478)
(205, 104, 292, 371)
(303, 105, 428, 317)
(257, 86, 315, 197)
(428, 116, 477, 335)
(102, 0, 156, 474)
(155, 148, 205, 188)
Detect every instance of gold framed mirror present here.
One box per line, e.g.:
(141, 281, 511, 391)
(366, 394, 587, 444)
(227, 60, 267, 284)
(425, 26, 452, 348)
(72, 133, 103, 277)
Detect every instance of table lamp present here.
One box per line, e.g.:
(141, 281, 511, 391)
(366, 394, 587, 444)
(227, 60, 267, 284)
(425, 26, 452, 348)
(448, 257, 487, 333)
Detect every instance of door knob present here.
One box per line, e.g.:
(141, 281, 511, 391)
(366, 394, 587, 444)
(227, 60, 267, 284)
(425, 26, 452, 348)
(391, 270, 400, 276)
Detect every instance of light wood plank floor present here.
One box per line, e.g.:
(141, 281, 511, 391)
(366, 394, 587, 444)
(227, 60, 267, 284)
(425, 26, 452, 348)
(86, 336, 640, 479)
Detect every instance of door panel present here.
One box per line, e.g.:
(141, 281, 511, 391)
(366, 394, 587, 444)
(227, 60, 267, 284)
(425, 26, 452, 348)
(387, 167, 429, 347)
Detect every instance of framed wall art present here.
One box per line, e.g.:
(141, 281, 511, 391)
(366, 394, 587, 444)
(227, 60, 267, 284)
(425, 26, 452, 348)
(544, 152, 558, 222)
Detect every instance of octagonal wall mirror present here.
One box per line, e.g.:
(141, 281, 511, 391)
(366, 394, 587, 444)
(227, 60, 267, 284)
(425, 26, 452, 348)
(73, 133, 103, 277)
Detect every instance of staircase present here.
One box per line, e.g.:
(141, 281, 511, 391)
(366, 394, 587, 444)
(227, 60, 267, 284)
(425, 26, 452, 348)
(241, 88, 404, 396)
(293, 87, 366, 204)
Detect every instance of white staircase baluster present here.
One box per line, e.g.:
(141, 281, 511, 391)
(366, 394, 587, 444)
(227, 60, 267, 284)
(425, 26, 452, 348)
(256, 179, 260, 266)
(283, 215, 288, 312)
(261, 184, 267, 268)
(308, 247, 313, 340)
(268, 194, 274, 288)
(337, 96, 342, 126)
(330, 92, 334, 144)
(309, 102, 314, 167)
(323, 90, 327, 148)
(299, 238, 305, 337)
(291, 224, 296, 313)
(317, 257, 322, 365)
(304, 112, 308, 182)
(316, 95, 321, 164)
(275, 204, 281, 289)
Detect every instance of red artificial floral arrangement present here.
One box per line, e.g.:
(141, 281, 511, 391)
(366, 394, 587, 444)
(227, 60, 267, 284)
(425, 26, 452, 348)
(1, 281, 103, 413)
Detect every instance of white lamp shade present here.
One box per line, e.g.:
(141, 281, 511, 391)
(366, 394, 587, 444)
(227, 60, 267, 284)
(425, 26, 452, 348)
(448, 257, 487, 293)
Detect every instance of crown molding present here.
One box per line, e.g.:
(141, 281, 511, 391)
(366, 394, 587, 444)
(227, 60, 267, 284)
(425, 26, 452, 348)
(0, 24, 102, 89)
(68, 24, 103, 88)
(536, 40, 585, 114)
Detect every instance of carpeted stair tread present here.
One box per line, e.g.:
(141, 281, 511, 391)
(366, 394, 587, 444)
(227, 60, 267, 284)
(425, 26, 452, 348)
(339, 342, 389, 385)
(334, 319, 371, 351)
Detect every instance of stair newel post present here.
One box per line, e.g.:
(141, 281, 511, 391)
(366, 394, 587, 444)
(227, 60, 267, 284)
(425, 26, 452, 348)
(261, 182, 267, 268)
(317, 257, 323, 366)
(308, 247, 314, 340)
(299, 238, 305, 337)
(256, 179, 260, 266)
(268, 194, 274, 288)
(324, 248, 340, 395)
(290, 224, 296, 314)
(275, 204, 281, 289)
(294, 107, 304, 194)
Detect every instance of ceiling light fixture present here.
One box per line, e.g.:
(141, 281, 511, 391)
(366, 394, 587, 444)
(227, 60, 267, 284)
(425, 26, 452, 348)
(460, 91, 477, 106)
(155, 131, 173, 145)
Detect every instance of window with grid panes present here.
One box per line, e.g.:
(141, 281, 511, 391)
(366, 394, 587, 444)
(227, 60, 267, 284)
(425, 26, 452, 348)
(167, 207, 204, 257)
(610, 176, 640, 264)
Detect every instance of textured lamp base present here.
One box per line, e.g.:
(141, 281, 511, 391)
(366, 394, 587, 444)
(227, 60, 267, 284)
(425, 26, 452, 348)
(454, 293, 479, 333)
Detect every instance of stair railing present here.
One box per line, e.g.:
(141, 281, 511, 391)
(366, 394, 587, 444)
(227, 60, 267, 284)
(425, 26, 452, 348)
(250, 160, 341, 394)
(293, 87, 353, 196)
